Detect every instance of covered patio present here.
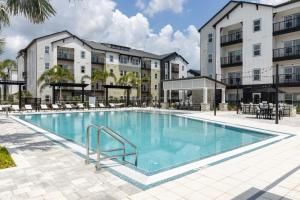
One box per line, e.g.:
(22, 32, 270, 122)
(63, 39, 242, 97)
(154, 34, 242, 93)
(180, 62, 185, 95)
(162, 77, 227, 111)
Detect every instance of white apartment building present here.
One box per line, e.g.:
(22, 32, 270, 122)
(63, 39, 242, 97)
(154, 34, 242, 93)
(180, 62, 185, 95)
(199, 0, 300, 105)
(17, 31, 188, 103)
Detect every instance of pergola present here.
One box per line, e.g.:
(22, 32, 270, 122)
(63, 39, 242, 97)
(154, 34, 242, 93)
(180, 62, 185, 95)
(0, 80, 26, 108)
(102, 85, 132, 106)
(49, 83, 89, 104)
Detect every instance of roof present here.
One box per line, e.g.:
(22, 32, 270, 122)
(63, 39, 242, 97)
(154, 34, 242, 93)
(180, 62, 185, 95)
(199, 0, 296, 31)
(159, 52, 189, 64)
(0, 80, 26, 85)
(102, 85, 132, 89)
(187, 69, 201, 76)
(49, 82, 89, 87)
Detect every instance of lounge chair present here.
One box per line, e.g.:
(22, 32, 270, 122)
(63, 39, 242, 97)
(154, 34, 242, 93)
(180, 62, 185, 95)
(64, 104, 73, 110)
(109, 103, 116, 108)
(89, 104, 96, 109)
(25, 105, 33, 112)
(99, 103, 106, 109)
(77, 103, 85, 110)
(40, 104, 48, 111)
(52, 104, 60, 110)
(256, 106, 261, 119)
(11, 105, 20, 112)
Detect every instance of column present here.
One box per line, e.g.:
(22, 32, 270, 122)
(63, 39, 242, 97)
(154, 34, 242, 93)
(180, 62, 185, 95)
(221, 88, 225, 103)
(203, 87, 208, 104)
(164, 90, 167, 103)
(219, 87, 228, 111)
(201, 87, 210, 111)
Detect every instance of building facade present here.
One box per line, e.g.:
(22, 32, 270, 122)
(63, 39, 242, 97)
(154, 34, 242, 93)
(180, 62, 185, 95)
(17, 31, 188, 103)
(199, 0, 300, 105)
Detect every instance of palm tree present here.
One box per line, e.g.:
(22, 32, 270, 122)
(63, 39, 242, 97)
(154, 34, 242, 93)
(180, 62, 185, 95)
(117, 72, 150, 100)
(81, 69, 116, 96)
(0, 59, 17, 101)
(37, 65, 74, 102)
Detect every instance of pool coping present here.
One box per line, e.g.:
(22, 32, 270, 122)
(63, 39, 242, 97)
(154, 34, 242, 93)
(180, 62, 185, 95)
(10, 109, 293, 189)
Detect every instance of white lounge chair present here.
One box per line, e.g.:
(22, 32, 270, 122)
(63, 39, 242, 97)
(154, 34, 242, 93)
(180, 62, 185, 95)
(40, 104, 48, 111)
(109, 103, 116, 108)
(77, 103, 85, 109)
(99, 103, 106, 109)
(64, 104, 73, 110)
(89, 104, 96, 109)
(25, 105, 33, 112)
(11, 105, 20, 112)
(52, 104, 60, 110)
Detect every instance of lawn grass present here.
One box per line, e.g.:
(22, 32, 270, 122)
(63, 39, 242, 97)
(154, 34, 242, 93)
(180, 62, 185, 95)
(0, 146, 15, 169)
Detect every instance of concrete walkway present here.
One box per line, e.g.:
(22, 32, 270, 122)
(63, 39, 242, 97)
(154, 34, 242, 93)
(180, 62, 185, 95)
(0, 111, 300, 200)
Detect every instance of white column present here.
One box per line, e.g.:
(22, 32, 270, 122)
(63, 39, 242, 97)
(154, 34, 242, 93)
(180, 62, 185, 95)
(221, 88, 226, 103)
(203, 87, 208, 104)
(169, 90, 172, 102)
(164, 90, 167, 103)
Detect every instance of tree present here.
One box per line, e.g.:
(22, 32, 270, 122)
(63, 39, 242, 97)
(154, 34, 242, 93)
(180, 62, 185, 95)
(0, 59, 17, 101)
(117, 72, 150, 100)
(37, 65, 74, 102)
(81, 69, 116, 96)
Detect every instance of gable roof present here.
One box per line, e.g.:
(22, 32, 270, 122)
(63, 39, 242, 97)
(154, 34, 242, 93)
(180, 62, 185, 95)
(187, 69, 201, 76)
(159, 52, 189, 64)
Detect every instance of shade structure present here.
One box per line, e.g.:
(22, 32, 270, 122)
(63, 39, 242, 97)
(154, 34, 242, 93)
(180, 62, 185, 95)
(254, 87, 285, 93)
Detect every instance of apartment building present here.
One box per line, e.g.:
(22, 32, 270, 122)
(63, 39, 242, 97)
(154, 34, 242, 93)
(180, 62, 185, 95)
(199, 0, 300, 105)
(17, 31, 188, 103)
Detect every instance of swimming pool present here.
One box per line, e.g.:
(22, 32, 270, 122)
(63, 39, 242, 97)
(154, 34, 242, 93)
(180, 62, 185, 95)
(17, 110, 274, 175)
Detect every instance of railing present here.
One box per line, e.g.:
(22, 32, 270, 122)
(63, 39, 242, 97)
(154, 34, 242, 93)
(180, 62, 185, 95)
(221, 55, 242, 67)
(273, 73, 300, 85)
(172, 68, 179, 73)
(221, 77, 242, 86)
(85, 124, 138, 170)
(221, 31, 242, 46)
(57, 52, 74, 60)
(91, 57, 105, 64)
(273, 45, 300, 60)
(273, 18, 300, 35)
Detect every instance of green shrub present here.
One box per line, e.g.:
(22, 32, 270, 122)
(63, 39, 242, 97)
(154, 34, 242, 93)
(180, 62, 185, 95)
(297, 106, 300, 114)
(228, 104, 237, 111)
(0, 146, 15, 169)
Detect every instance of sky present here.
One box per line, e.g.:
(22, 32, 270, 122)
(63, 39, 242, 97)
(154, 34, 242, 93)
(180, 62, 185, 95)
(0, 0, 289, 69)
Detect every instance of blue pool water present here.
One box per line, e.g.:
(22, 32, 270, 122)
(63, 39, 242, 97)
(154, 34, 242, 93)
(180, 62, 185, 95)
(18, 111, 273, 174)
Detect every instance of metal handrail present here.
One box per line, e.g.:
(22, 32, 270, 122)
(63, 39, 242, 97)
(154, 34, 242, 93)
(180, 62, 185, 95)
(85, 124, 138, 170)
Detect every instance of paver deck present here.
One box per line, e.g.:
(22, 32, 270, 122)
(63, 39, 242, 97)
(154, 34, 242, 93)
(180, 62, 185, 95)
(0, 111, 300, 200)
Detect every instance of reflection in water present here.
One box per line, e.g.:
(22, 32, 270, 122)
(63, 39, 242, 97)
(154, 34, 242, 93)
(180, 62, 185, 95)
(19, 111, 272, 174)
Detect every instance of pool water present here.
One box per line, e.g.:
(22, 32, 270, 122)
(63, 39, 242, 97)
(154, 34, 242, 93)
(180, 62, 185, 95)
(18, 111, 273, 174)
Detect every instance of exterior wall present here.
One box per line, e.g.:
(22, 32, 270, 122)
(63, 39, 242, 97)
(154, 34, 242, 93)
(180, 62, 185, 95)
(150, 59, 161, 101)
(17, 55, 24, 81)
(26, 43, 37, 97)
(169, 56, 188, 79)
(216, 4, 274, 84)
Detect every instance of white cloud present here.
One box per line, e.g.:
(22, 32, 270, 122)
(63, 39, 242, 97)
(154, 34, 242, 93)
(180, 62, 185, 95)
(0, 0, 199, 69)
(256, 0, 288, 5)
(138, 0, 186, 16)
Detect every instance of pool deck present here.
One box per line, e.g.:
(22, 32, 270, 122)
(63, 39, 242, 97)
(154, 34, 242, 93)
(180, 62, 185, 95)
(1, 110, 300, 200)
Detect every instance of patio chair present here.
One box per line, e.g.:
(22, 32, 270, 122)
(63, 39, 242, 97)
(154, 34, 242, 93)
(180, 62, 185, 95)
(255, 106, 261, 119)
(109, 103, 116, 108)
(89, 103, 96, 109)
(52, 104, 60, 110)
(40, 104, 48, 111)
(77, 103, 85, 110)
(64, 104, 73, 110)
(25, 105, 33, 112)
(99, 103, 106, 109)
(11, 105, 20, 112)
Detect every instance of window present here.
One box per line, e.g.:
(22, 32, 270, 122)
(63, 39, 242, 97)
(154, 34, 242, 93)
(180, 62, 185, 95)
(155, 85, 157, 90)
(253, 19, 261, 32)
(155, 62, 158, 68)
(110, 69, 113, 73)
(81, 51, 85, 59)
(45, 95, 50, 103)
(284, 67, 293, 81)
(155, 74, 157, 79)
(208, 33, 213, 42)
(109, 55, 114, 62)
(182, 65, 184, 71)
(45, 63, 50, 70)
(45, 46, 49, 54)
(120, 55, 128, 64)
(81, 66, 85, 73)
(253, 69, 261, 81)
(208, 54, 213, 63)
(253, 44, 261, 56)
(120, 70, 123, 76)
(132, 57, 139, 65)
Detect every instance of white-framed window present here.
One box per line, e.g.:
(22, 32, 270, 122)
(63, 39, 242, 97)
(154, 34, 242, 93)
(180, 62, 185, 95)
(45, 62, 50, 70)
(45, 46, 49, 54)
(253, 19, 261, 32)
(208, 54, 213, 63)
(155, 62, 158, 68)
(253, 44, 261, 56)
(253, 69, 261, 81)
(155, 85, 157, 90)
(208, 33, 213, 42)
(81, 66, 85, 73)
(109, 55, 114, 62)
(81, 51, 85, 59)
(132, 57, 139, 65)
(119, 55, 128, 64)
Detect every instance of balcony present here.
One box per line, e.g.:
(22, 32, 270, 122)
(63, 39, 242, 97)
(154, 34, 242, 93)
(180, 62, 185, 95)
(172, 68, 179, 73)
(273, 19, 300, 36)
(273, 73, 300, 86)
(273, 45, 300, 61)
(221, 77, 242, 88)
(221, 55, 242, 68)
(221, 31, 243, 47)
(57, 52, 74, 61)
(91, 57, 104, 64)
